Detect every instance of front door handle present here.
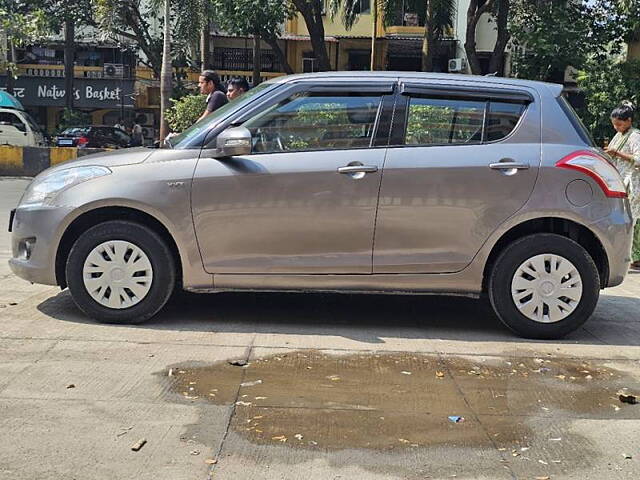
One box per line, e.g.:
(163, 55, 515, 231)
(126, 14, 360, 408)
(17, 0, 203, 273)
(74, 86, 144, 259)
(489, 161, 529, 170)
(337, 165, 378, 174)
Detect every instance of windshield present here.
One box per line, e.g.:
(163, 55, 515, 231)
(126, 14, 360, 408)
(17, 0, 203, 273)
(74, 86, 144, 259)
(61, 127, 89, 136)
(557, 95, 595, 147)
(23, 112, 43, 134)
(168, 82, 276, 149)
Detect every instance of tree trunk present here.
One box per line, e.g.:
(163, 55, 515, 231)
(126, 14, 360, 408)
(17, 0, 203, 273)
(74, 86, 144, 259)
(5, 38, 14, 95)
(253, 33, 261, 87)
(464, 0, 496, 75)
(160, 0, 172, 143)
(292, 0, 332, 71)
(200, 22, 210, 70)
(263, 36, 293, 74)
(64, 18, 75, 110)
(421, 0, 434, 71)
(488, 0, 510, 76)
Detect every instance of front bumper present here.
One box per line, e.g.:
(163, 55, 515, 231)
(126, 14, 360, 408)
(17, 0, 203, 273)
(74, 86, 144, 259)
(8, 204, 75, 286)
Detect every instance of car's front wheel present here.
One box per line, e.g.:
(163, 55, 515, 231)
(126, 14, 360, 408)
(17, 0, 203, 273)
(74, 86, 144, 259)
(488, 234, 600, 339)
(65, 220, 175, 324)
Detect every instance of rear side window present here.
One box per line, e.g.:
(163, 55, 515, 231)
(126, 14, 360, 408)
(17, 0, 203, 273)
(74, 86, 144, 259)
(403, 94, 529, 146)
(406, 97, 485, 145)
(486, 102, 527, 142)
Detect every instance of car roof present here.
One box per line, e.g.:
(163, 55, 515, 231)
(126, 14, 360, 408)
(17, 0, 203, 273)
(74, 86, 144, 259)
(267, 71, 563, 98)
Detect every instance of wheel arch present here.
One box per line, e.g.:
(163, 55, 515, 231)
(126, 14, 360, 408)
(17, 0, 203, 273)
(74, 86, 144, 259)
(55, 206, 182, 289)
(482, 217, 609, 293)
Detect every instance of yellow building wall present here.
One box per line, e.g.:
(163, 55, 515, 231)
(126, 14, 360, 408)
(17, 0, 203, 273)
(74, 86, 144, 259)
(287, 10, 384, 38)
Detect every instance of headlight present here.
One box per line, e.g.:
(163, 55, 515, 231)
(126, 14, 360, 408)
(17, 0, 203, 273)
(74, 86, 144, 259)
(20, 166, 111, 207)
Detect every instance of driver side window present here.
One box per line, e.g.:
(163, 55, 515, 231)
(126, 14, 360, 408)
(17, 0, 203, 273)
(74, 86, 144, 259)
(243, 91, 382, 154)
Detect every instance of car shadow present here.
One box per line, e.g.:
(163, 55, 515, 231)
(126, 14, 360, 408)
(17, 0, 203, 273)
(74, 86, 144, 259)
(36, 288, 640, 346)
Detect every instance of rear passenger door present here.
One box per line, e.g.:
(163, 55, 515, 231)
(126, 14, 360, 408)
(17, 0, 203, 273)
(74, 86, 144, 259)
(373, 83, 541, 273)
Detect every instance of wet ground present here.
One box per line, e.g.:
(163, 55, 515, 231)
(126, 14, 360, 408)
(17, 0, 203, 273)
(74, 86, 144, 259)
(166, 350, 640, 479)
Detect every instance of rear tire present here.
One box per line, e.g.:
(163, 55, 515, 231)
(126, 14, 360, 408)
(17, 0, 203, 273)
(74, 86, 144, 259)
(488, 234, 600, 339)
(65, 221, 175, 324)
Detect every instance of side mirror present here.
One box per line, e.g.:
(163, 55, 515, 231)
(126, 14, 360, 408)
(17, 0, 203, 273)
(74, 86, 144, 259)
(214, 126, 252, 158)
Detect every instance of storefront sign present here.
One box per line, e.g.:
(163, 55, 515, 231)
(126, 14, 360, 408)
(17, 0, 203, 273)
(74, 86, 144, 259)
(0, 76, 135, 108)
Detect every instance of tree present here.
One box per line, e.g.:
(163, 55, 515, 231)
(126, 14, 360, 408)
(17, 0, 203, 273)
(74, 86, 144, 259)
(95, 0, 207, 77)
(211, 0, 295, 79)
(160, 0, 171, 142)
(509, 0, 619, 82)
(37, 1, 95, 109)
(0, 1, 48, 94)
(465, 0, 510, 76)
(330, 0, 456, 72)
(291, 0, 332, 71)
(576, 59, 640, 143)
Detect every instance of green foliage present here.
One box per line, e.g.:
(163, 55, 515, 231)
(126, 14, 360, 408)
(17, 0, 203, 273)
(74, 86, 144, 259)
(0, 1, 49, 74)
(165, 94, 206, 132)
(509, 0, 621, 82)
(58, 108, 91, 131)
(211, 0, 294, 37)
(576, 59, 640, 144)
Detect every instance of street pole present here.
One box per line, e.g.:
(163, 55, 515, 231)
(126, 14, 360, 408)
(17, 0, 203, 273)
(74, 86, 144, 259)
(159, 0, 172, 143)
(370, 0, 377, 71)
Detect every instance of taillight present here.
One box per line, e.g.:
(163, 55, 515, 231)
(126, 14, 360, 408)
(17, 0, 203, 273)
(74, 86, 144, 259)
(77, 136, 89, 147)
(556, 150, 627, 198)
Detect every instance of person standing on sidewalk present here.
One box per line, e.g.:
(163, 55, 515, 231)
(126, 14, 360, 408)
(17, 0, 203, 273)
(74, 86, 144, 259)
(604, 101, 640, 269)
(196, 70, 228, 123)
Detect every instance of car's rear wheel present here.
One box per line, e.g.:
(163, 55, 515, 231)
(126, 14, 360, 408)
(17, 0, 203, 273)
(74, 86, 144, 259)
(65, 221, 175, 324)
(488, 234, 600, 339)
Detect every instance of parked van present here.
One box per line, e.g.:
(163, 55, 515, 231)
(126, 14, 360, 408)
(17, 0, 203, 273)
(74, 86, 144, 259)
(0, 91, 46, 147)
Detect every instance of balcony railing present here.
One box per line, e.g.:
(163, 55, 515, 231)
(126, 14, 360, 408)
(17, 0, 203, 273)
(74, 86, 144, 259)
(17, 64, 134, 80)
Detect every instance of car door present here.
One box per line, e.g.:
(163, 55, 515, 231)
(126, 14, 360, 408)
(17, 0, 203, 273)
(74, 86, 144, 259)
(373, 82, 541, 273)
(191, 83, 394, 274)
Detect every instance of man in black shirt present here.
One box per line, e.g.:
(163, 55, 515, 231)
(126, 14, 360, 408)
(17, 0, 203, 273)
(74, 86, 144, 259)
(197, 70, 228, 123)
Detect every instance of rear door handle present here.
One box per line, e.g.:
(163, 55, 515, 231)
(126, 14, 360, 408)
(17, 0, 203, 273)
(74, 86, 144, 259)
(489, 161, 529, 170)
(337, 165, 378, 174)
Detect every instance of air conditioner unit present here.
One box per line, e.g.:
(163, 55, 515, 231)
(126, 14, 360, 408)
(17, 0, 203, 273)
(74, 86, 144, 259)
(137, 113, 155, 126)
(103, 63, 125, 78)
(448, 58, 466, 73)
(140, 126, 155, 140)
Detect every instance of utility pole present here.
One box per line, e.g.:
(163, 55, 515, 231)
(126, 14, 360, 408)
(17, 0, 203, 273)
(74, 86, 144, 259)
(370, 0, 377, 70)
(64, 18, 75, 110)
(160, 0, 172, 143)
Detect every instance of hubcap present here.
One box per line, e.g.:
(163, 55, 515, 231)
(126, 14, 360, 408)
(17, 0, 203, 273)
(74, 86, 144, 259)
(511, 254, 583, 323)
(82, 240, 153, 309)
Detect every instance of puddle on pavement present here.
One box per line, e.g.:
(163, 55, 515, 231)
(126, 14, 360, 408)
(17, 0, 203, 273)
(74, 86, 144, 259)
(165, 351, 639, 452)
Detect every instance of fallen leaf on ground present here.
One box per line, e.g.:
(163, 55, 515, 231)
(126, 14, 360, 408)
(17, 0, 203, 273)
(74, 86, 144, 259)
(205, 459, 217, 465)
(131, 438, 147, 451)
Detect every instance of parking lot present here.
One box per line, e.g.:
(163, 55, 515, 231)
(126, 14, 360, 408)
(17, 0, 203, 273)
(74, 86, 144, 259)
(1, 176, 639, 480)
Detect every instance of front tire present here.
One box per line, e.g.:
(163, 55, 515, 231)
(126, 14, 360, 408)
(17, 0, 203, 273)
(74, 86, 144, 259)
(65, 221, 175, 324)
(488, 234, 600, 339)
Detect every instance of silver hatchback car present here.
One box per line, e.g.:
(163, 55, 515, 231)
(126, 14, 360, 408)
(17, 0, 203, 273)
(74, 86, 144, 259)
(9, 72, 634, 338)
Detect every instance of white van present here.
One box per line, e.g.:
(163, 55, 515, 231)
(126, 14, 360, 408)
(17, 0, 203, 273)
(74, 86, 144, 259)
(0, 91, 46, 147)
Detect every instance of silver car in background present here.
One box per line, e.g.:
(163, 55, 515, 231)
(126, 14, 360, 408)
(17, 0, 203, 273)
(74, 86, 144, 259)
(8, 72, 633, 338)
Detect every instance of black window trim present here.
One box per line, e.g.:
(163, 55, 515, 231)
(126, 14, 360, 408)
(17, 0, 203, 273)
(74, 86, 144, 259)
(400, 83, 534, 103)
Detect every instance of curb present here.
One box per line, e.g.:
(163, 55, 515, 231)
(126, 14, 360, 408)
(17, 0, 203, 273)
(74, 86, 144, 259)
(0, 146, 110, 177)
